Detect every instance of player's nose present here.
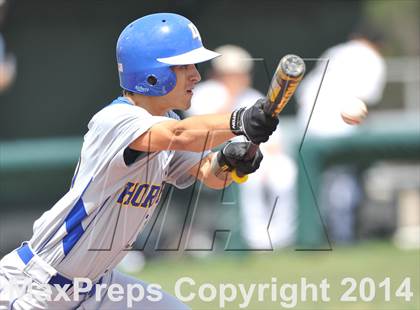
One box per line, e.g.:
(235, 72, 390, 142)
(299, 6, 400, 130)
(190, 64, 201, 83)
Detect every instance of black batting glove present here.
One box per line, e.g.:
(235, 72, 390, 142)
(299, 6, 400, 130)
(230, 98, 279, 144)
(216, 142, 263, 176)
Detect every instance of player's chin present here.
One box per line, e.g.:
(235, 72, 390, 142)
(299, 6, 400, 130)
(183, 100, 192, 111)
(179, 95, 192, 111)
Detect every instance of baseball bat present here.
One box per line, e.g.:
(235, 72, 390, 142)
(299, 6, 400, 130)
(231, 54, 306, 183)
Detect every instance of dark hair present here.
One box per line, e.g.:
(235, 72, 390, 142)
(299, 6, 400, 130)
(122, 89, 134, 96)
(351, 20, 385, 46)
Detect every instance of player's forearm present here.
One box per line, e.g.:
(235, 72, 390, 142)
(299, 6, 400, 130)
(170, 114, 235, 151)
(130, 114, 235, 152)
(130, 100, 279, 153)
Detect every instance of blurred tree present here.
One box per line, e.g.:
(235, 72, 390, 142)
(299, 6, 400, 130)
(364, 0, 419, 56)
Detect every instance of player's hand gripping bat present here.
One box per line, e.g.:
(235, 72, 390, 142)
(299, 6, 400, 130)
(231, 54, 306, 183)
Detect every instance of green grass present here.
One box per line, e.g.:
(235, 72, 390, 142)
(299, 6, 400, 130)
(134, 242, 419, 310)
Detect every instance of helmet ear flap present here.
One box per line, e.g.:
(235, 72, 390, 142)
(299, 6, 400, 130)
(154, 67, 177, 95)
(147, 75, 157, 86)
(125, 66, 176, 96)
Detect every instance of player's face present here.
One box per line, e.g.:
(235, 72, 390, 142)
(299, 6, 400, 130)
(164, 64, 201, 110)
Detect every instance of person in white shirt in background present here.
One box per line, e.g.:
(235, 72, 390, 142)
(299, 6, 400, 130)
(0, 0, 16, 93)
(189, 45, 297, 249)
(297, 23, 386, 137)
(296, 23, 387, 242)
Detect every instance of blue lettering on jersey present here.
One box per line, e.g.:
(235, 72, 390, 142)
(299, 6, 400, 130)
(141, 185, 161, 208)
(131, 184, 149, 207)
(117, 182, 163, 209)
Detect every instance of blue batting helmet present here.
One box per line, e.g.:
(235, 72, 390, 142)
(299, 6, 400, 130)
(116, 13, 219, 96)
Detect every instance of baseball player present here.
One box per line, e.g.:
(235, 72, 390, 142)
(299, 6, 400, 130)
(0, 13, 278, 309)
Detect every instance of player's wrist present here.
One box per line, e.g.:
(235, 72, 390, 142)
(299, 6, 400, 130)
(230, 107, 246, 136)
(230, 100, 279, 144)
(211, 150, 232, 180)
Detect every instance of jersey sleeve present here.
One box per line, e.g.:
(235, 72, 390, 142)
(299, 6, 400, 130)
(165, 150, 210, 189)
(86, 104, 170, 172)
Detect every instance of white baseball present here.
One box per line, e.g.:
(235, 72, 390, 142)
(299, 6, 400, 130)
(340, 97, 368, 125)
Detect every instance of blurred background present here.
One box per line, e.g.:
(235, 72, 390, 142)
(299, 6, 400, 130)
(0, 0, 419, 309)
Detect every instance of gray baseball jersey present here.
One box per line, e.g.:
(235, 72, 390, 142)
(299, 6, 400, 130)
(27, 96, 206, 282)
